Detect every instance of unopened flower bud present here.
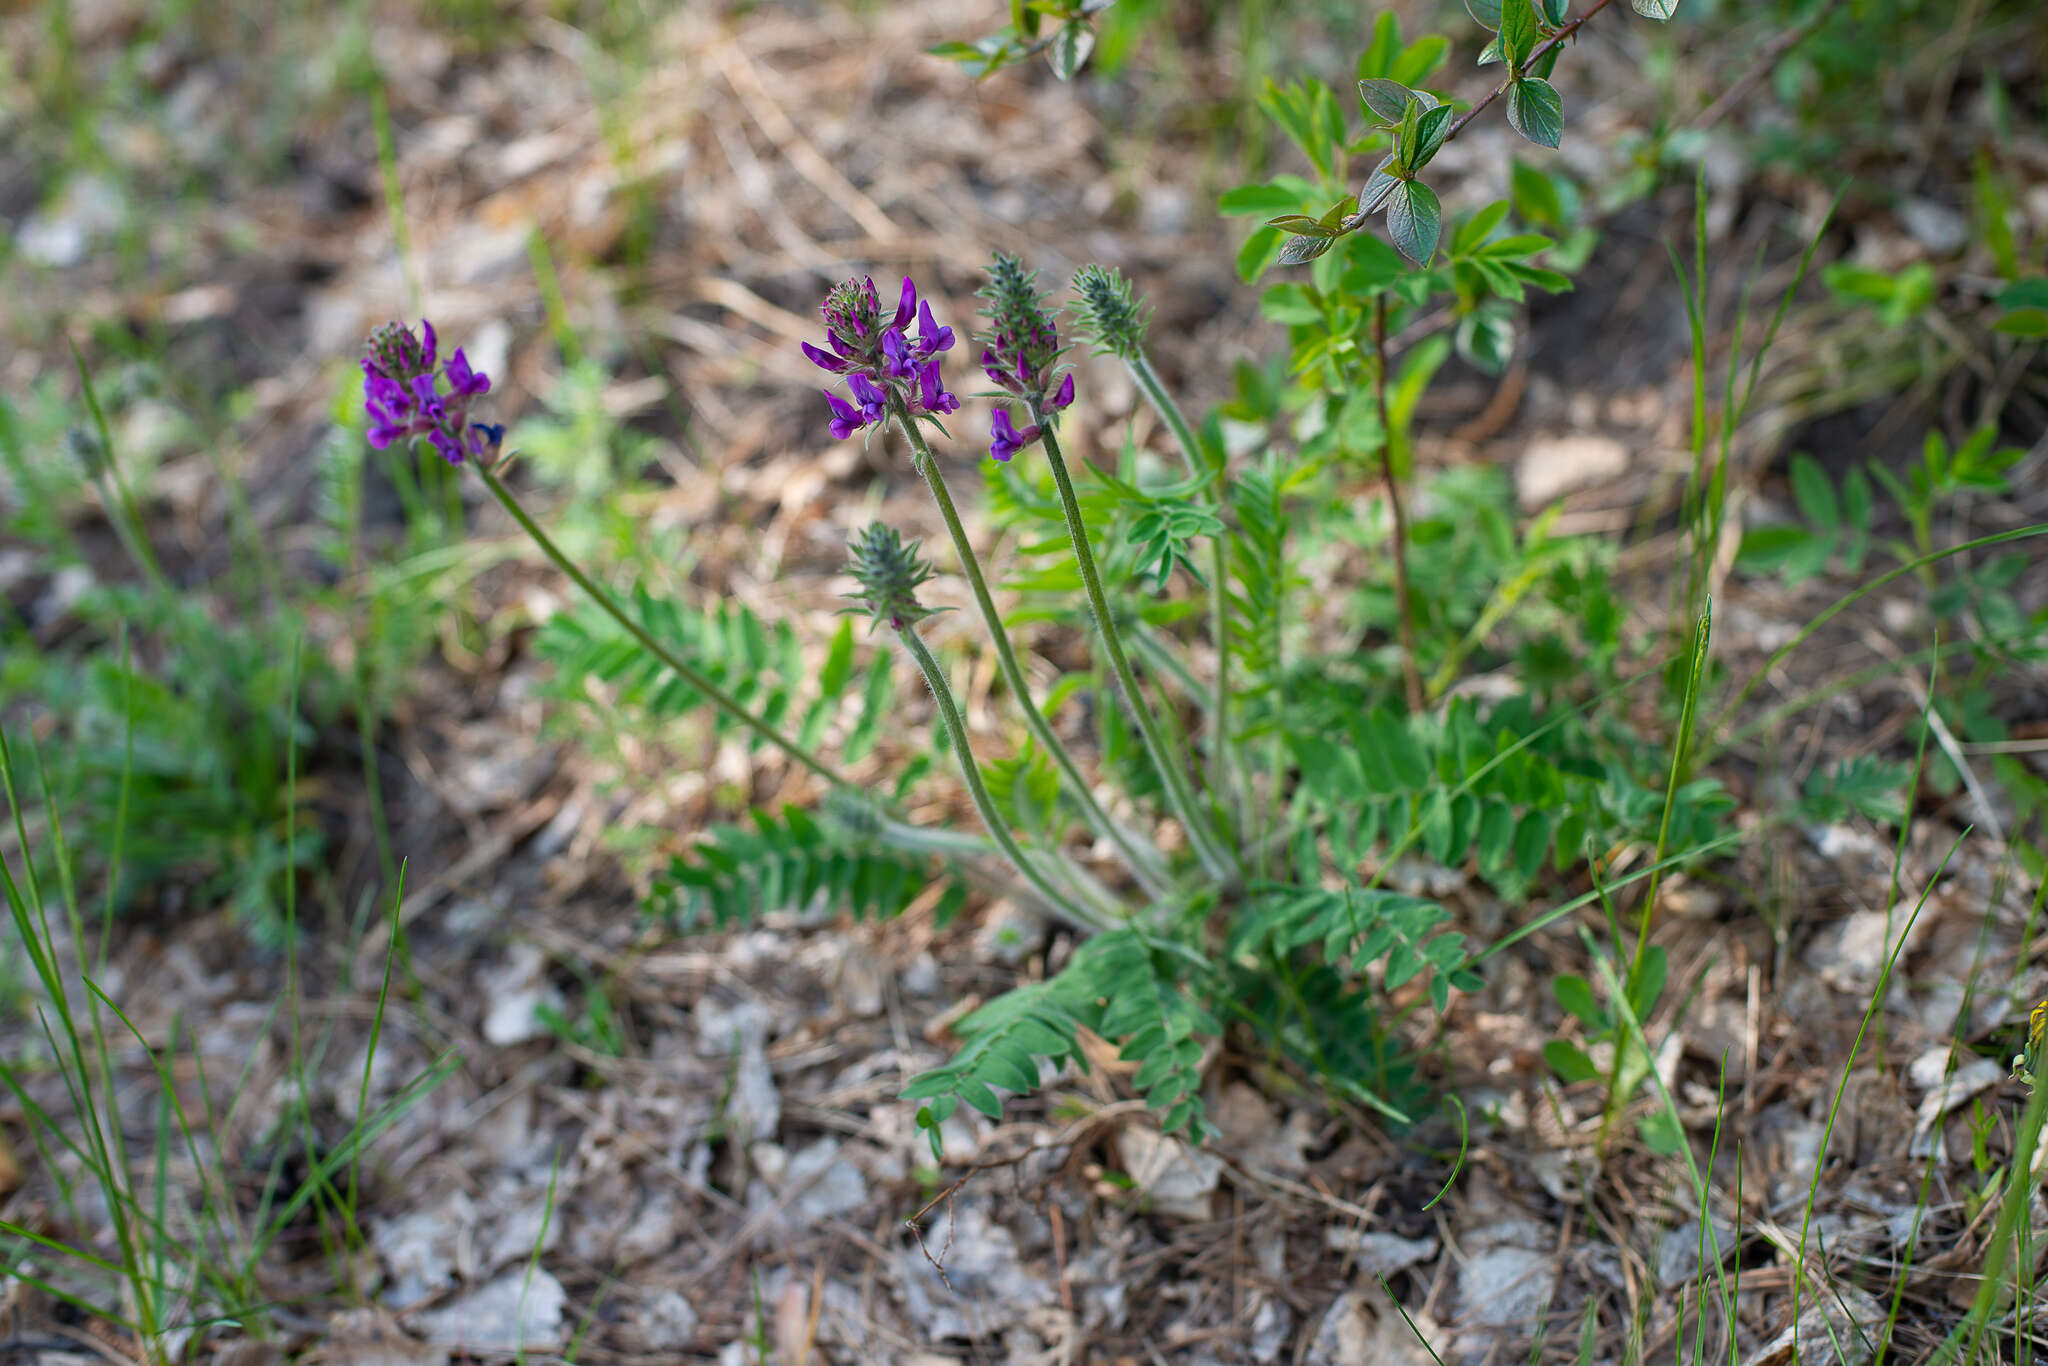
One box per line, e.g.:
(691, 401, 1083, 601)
(1069, 264, 1150, 361)
(843, 522, 939, 633)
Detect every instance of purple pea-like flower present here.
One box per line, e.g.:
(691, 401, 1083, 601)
(881, 328, 913, 378)
(358, 319, 499, 465)
(919, 359, 959, 415)
(915, 300, 953, 357)
(849, 372, 890, 421)
(989, 408, 1041, 463)
(825, 391, 867, 441)
(803, 341, 853, 374)
(445, 348, 490, 397)
(806, 273, 960, 443)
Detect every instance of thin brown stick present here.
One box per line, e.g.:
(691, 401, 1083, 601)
(1445, 0, 1621, 140)
(1374, 295, 1424, 714)
(1337, 0, 1623, 237)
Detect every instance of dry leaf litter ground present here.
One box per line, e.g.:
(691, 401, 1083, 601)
(3, 1, 2048, 1363)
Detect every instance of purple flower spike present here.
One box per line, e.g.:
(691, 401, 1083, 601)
(989, 408, 1040, 463)
(975, 252, 1077, 440)
(806, 273, 961, 443)
(357, 318, 499, 466)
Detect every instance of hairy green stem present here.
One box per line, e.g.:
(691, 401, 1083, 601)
(475, 462, 848, 788)
(895, 628, 1108, 932)
(1032, 409, 1240, 888)
(1127, 352, 1237, 815)
(891, 409, 1171, 896)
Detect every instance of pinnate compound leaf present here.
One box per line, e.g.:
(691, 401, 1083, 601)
(1385, 179, 1442, 266)
(1507, 77, 1563, 148)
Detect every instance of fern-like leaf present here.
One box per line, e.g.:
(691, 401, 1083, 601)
(646, 805, 958, 930)
(1242, 883, 1481, 1012)
(536, 587, 894, 761)
(901, 974, 1098, 1159)
(1074, 929, 1218, 1140)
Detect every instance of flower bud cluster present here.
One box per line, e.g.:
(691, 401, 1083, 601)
(976, 253, 1075, 462)
(360, 320, 503, 465)
(804, 276, 958, 441)
(1069, 264, 1150, 362)
(843, 522, 939, 633)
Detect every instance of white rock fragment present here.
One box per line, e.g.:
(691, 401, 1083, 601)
(1740, 1285, 1883, 1366)
(784, 1137, 868, 1223)
(1656, 1218, 1737, 1287)
(1119, 1127, 1222, 1221)
(1515, 433, 1629, 510)
(1908, 1050, 2007, 1160)
(373, 1191, 477, 1309)
(413, 1270, 566, 1353)
(695, 998, 780, 1142)
(892, 1200, 1052, 1340)
(973, 899, 1050, 966)
(636, 1290, 699, 1351)
(1324, 1228, 1440, 1276)
(1455, 1217, 1555, 1332)
(479, 944, 566, 1047)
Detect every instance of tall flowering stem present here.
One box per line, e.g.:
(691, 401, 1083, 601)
(474, 464, 849, 788)
(1072, 267, 1239, 822)
(357, 320, 851, 789)
(807, 272, 1168, 895)
(899, 626, 1110, 933)
(889, 404, 1171, 897)
(1032, 406, 1240, 889)
(847, 521, 1109, 930)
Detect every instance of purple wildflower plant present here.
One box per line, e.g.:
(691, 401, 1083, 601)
(975, 252, 1075, 462)
(360, 320, 503, 465)
(804, 275, 958, 443)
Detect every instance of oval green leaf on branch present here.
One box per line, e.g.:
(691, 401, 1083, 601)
(1386, 180, 1442, 266)
(1507, 77, 1563, 148)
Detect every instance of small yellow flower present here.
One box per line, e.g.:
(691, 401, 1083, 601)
(2012, 999, 2048, 1089)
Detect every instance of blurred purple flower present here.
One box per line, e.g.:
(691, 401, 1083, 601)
(358, 319, 498, 465)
